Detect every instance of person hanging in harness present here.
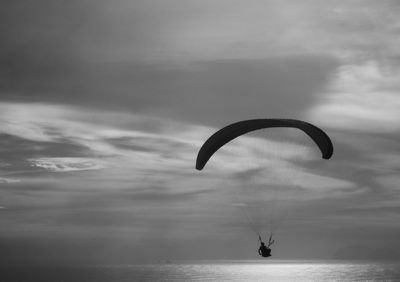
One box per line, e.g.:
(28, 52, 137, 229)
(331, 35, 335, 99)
(258, 234, 274, 258)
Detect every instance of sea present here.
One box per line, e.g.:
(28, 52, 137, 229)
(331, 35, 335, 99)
(2, 260, 400, 282)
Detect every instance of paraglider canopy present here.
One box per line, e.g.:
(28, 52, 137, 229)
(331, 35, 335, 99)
(196, 119, 333, 170)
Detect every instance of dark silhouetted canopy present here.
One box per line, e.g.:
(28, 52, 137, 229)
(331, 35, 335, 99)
(196, 119, 333, 170)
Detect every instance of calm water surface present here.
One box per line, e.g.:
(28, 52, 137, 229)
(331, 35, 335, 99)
(2, 260, 400, 281)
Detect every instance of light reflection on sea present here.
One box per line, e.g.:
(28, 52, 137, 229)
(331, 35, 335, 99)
(2, 260, 400, 281)
(97, 260, 400, 282)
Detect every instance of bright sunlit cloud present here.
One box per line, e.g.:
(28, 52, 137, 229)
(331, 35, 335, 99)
(309, 61, 400, 133)
(30, 158, 107, 172)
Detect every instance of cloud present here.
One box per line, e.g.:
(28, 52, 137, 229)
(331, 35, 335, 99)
(0, 177, 20, 183)
(375, 175, 400, 193)
(0, 102, 360, 206)
(0, 55, 338, 128)
(29, 158, 106, 172)
(0, 102, 360, 231)
(309, 61, 400, 133)
(361, 151, 400, 174)
(1, 1, 400, 263)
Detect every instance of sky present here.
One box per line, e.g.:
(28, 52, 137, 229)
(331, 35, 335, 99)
(1, 0, 400, 265)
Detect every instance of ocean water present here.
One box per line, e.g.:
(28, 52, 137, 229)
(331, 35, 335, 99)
(2, 260, 400, 282)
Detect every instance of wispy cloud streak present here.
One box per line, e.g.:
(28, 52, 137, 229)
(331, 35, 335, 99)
(0, 102, 354, 199)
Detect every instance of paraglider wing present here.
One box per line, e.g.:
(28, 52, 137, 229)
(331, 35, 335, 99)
(196, 119, 333, 170)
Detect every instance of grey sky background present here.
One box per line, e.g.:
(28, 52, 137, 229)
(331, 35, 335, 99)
(1, 0, 400, 265)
